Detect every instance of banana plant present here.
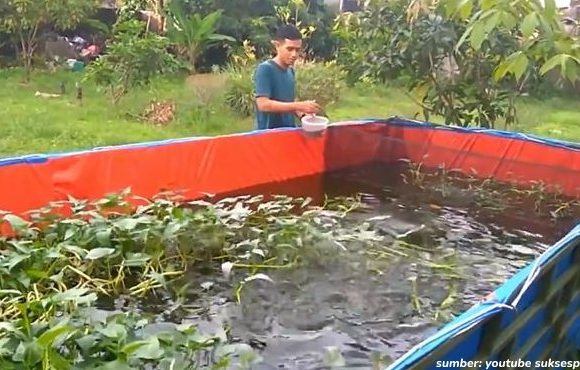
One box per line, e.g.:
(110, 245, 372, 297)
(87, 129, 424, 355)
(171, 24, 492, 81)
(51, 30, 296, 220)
(165, 0, 235, 73)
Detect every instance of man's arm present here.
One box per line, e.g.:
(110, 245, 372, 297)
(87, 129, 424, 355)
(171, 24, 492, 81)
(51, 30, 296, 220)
(256, 97, 300, 113)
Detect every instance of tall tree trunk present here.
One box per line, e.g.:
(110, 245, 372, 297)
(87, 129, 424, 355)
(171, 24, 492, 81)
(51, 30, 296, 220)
(18, 24, 39, 83)
(19, 33, 31, 83)
(188, 46, 198, 73)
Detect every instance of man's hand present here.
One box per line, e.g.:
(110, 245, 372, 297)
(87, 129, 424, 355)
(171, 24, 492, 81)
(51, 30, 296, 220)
(294, 100, 321, 115)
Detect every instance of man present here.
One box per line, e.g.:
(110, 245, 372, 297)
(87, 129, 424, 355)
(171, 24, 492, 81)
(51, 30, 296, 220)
(253, 24, 321, 130)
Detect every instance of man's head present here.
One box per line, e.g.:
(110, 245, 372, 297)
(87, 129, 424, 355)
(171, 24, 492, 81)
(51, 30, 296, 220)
(272, 24, 303, 68)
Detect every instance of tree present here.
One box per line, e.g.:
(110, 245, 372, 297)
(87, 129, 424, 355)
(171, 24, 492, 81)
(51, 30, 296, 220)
(334, 0, 518, 127)
(0, 0, 99, 81)
(84, 19, 178, 104)
(167, 0, 338, 68)
(418, 0, 580, 84)
(165, 0, 235, 73)
(334, 0, 579, 128)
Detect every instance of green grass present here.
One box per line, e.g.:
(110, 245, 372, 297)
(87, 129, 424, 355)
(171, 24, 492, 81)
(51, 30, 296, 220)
(330, 83, 420, 121)
(0, 67, 578, 159)
(515, 97, 580, 141)
(0, 68, 252, 157)
(332, 83, 580, 143)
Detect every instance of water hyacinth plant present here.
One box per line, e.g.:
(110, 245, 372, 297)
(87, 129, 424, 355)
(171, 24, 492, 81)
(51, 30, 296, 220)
(0, 189, 388, 368)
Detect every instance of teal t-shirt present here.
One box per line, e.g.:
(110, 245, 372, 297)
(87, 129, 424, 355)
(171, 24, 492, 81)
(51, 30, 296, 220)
(253, 59, 296, 130)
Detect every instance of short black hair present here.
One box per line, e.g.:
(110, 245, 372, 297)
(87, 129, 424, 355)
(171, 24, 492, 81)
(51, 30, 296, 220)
(274, 24, 302, 41)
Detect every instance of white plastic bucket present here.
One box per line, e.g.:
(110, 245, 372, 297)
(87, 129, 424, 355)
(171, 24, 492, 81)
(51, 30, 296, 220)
(301, 115, 329, 133)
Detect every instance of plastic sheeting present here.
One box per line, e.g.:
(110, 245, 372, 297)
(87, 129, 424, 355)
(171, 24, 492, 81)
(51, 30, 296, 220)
(0, 118, 578, 216)
(0, 117, 578, 368)
(0, 123, 383, 215)
(376, 118, 580, 197)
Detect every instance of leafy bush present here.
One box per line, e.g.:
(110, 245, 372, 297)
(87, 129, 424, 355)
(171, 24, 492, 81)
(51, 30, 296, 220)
(165, 0, 235, 72)
(223, 60, 345, 117)
(0, 0, 98, 80)
(170, 0, 339, 70)
(333, 0, 524, 128)
(295, 60, 345, 105)
(85, 19, 178, 104)
(223, 65, 256, 117)
(0, 187, 377, 368)
(0, 309, 236, 369)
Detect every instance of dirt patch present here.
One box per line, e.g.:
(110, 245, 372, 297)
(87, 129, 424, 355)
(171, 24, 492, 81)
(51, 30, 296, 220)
(141, 100, 176, 126)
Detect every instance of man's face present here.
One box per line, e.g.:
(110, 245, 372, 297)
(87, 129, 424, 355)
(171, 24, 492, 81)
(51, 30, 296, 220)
(274, 38, 303, 67)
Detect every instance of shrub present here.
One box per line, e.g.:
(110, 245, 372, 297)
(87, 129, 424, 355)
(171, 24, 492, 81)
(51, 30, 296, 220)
(223, 60, 345, 117)
(295, 61, 345, 106)
(223, 65, 256, 117)
(85, 19, 178, 105)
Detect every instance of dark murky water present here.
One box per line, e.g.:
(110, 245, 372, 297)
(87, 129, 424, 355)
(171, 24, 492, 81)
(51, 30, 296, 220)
(100, 162, 579, 369)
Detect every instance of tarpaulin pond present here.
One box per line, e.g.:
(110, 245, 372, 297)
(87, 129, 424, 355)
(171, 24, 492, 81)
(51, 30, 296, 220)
(0, 117, 578, 369)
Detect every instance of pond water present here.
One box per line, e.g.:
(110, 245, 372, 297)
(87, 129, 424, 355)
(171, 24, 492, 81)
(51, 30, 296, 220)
(99, 162, 579, 369)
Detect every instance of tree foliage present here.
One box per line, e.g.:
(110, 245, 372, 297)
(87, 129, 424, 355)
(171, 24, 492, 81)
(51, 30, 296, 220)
(84, 19, 178, 105)
(445, 0, 580, 83)
(177, 0, 337, 68)
(0, 0, 99, 80)
(165, 0, 235, 72)
(334, 0, 507, 127)
(334, 0, 579, 128)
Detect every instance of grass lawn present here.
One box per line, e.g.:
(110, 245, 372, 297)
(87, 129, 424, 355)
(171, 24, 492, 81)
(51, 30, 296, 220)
(0, 67, 578, 159)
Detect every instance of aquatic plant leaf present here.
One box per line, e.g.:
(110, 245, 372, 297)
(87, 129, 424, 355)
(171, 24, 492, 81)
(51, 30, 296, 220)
(163, 221, 181, 239)
(3, 254, 29, 271)
(98, 323, 128, 340)
(123, 337, 164, 360)
(3, 214, 29, 231)
(52, 288, 98, 306)
(59, 219, 88, 226)
(46, 348, 71, 370)
(216, 343, 256, 359)
(0, 322, 18, 333)
(124, 253, 151, 267)
(12, 341, 42, 366)
(96, 229, 112, 247)
(64, 228, 76, 241)
(0, 338, 12, 357)
(62, 244, 87, 259)
(76, 334, 99, 352)
(114, 218, 140, 231)
(46, 248, 63, 259)
(85, 248, 116, 260)
(94, 359, 136, 370)
(37, 321, 74, 347)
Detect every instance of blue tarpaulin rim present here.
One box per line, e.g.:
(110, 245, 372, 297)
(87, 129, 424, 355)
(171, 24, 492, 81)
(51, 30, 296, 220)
(385, 222, 580, 370)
